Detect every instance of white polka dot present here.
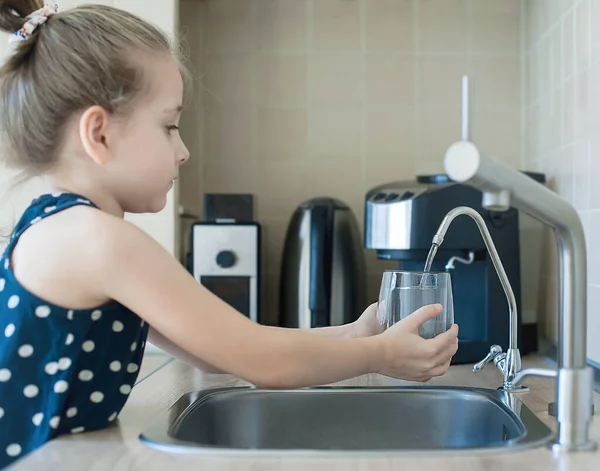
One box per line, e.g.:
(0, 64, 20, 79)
(18, 344, 34, 358)
(65, 333, 74, 345)
(78, 370, 94, 381)
(49, 416, 60, 429)
(140, 320, 145, 327)
(141, 341, 145, 349)
(0, 407, 3, 419)
(6, 444, 21, 457)
(24, 384, 39, 398)
(35, 305, 51, 318)
(127, 363, 139, 374)
(0, 369, 11, 382)
(109, 361, 121, 372)
(44, 206, 56, 213)
(51, 192, 62, 197)
(76, 198, 91, 204)
(30, 216, 42, 225)
(67, 310, 74, 320)
(66, 407, 77, 418)
(130, 341, 137, 351)
(71, 426, 85, 434)
(112, 321, 124, 332)
(32, 413, 43, 426)
(108, 412, 118, 422)
(0, 278, 5, 292)
(82, 340, 95, 352)
(90, 391, 104, 403)
(91, 310, 102, 321)
(119, 384, 132, 395)
(3, 259, 8, 270)
(4, 323, 15, 337)
(7, 295, 19, 309)
(58, 357, 72, 370)
(54, 380, 68, 393)
(44, 362, 58, 375)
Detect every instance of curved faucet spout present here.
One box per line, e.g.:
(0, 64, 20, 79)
(432, 206, 518, 351)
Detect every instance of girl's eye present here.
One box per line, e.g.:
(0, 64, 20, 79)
(166, 125, 180, 134)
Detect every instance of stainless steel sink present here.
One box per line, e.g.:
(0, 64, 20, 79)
(139, 386, 554, 455)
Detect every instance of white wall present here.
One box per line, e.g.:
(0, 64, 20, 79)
(117, 0, 180, 259)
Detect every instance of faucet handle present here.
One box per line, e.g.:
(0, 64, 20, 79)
(473, 345, 503, 372)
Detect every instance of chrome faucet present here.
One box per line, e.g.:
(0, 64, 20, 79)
(443, 139, 596, 453)
(430, 207, 522, 391)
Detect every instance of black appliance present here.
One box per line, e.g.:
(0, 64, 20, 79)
(364, 173, 546, 364)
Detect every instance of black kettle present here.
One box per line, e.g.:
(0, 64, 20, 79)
(279, 197, 366, 328)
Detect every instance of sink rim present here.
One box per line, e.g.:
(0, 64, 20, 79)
(139, 385, 554, 457)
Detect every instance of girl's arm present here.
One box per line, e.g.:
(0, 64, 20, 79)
(13, 206, 457, 387)
(147, 327, 227, 374)
(270, 323, 356, 337)
(148, 319, 360, 375)
(97, 214, 382, 388)
(148, 309, 375, 374)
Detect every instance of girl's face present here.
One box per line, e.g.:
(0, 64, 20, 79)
(105, 55, 190, 214)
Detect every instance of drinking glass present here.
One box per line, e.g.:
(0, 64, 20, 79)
(377, 270, 454, 339)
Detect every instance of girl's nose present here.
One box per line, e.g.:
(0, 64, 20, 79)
(178, 144, 190, 165)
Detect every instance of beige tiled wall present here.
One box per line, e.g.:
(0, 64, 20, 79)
(192, 0, 522, 325)
(524, 0, 600, 363)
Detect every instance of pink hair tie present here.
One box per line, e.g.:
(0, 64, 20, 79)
(9, 1, 59, 44)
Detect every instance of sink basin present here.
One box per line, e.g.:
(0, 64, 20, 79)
(140, 386, 554, 455)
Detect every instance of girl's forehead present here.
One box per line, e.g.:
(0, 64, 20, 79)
(141, 57, 183, 108)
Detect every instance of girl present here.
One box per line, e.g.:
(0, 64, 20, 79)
(0, 1, 459, 468)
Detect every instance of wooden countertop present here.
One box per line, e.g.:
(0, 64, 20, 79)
(9, 354, 600, 470)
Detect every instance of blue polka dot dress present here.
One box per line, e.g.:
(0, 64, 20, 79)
(0, 193, 149, 468)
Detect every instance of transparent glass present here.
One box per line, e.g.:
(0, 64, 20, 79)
(377, 271, 454, 339)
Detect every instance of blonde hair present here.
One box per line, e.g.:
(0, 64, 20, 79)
(0, 1, 183, 174)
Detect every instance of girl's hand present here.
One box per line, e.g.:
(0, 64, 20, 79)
(350, 302, 385, 338)
(377, 304, 459, 382)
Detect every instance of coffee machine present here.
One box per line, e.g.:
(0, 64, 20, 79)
(364, 173, 545, 364)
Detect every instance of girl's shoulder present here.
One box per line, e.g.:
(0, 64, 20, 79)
(1, 192, 123, 313)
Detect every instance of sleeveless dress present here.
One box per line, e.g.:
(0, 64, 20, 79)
(0, 193, 149, 469)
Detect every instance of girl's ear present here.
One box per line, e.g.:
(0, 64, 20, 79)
(79, 105, 113, 166)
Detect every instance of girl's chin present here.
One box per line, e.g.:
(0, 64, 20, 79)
(129, 195, 168, 214)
